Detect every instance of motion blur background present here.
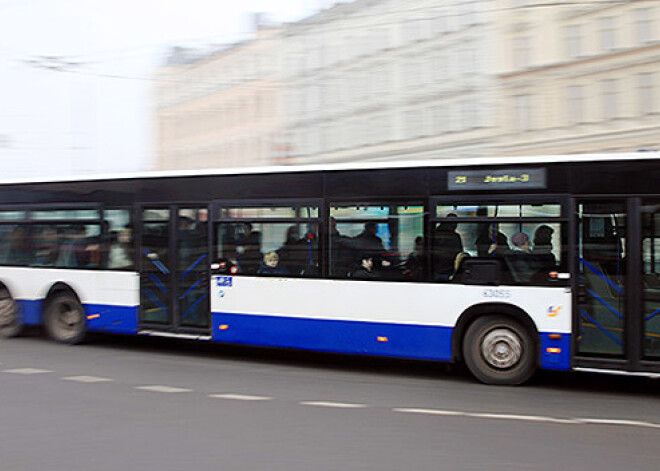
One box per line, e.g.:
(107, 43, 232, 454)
(1, 0, 658, 179)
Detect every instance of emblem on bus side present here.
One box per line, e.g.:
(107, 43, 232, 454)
(216, 276, 233, 288)
(547, 306, 562, 317)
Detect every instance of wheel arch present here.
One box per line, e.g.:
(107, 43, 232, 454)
(0, 279, 15, 297)
(452, 302, 540, 365)
(44, 282, 83, 309)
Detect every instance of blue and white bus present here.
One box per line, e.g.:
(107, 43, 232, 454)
(0, 153, 658, 384)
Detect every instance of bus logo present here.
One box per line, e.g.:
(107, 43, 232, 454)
(217, 276, 233, 288)
(547, 306, 562, 317)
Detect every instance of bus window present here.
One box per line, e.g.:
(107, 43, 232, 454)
(216, 222, 318, 276)
(105, 209, 133, 270)
(215, 204, 320, 277)
(329, 203, 424, 280)
(0, 224, 30, 266)
(433, 202, 566, 285)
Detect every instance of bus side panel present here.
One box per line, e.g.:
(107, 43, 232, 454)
(16, 299, 44, 325)
(212, 312, 454, 360)
(539, 333, 572, 370)
(84, 304, 138, 334)
(0, 268, 139, 334)
(210, 276, 572, 367)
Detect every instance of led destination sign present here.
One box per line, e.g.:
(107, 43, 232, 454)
(448, 168, 547, 191)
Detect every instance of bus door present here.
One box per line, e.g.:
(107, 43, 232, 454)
(575, 200, 627, 360)
(640, 200, 660, 366)
(139, 206, 210, 332)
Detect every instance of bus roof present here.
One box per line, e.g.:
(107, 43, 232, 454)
(2, 151, 658, 186)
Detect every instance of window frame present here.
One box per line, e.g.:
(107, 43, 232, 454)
(212, 199, 323, 278)
(431, 195, 570, 286)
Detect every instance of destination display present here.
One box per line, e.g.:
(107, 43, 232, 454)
(448, 168, 547, 191)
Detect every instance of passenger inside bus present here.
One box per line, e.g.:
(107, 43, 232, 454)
(432, 214, 463, 281)
(475, 224, 511, 257)
(351, 254, 380, 279)
(257, 251, 289, 275)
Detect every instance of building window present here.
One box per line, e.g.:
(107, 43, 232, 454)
(564, 25, 582, 59)
(513, 36, 531, 69)
(635, 8, 655, 44)
(602, 79, 618, 119)
(513, 94, 532, 131)
(566, 85, 584, 124)
(599, 17, 616, 52)
(639, 73, 656, 115)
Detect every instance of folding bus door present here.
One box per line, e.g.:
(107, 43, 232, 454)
(575, 200, 627, 359)
(139, 206, 210, 332)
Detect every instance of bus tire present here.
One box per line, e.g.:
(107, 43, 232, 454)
(463, 315, 536, 385)
(0, 288, 22, 338)
(44, 293, 87, 344)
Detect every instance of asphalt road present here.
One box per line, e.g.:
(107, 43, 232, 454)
(2, 332, 660, 471)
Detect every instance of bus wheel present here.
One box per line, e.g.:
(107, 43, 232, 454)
(0, 288, 22, 338)
(44, 293, 86, 344)
(463, 315, 535, 385)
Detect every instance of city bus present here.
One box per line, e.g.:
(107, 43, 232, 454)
(0, 153, 659, 385)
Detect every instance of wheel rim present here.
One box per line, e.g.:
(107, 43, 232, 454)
(52, 301, 83, 339)
(480, 328, 522, 370)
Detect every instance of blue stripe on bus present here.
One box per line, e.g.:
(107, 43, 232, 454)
(212, 312, 451, 361)
(84, 304, 138, 334)
(179, 254, 207, 280)
(579, 308, 623, 346)
(580, 258, 624, 294)
(645, 307, 660, 322)
(211, 312, 572, 370)
(180, 293, 208, 320)
(147, 273, 170, 294)
(179, 279, 202, 300)
(16, 300, 138, 334)
(586, 288, 624, 319)
(539, 332, 571, 370)
(15, 299, 43, 325)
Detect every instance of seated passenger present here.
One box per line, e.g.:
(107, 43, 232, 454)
(511, 232, 531, 253)
(533, 225, 557, 267)
(508, 232, 537, 282)
(257, 251, 289, 276)
(450, 252, 470, 281)
(352, 255, 380, 280)
(476, 225, 510, 256)
(404, 236, 424, 280)
(278, 226, 309, 275)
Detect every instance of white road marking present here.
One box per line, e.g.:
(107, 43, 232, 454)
(469, 412, 581, 424)
(392, 408, 660, 429)
(135, 385, 193, 393)
(393, 408, 466, 417)
(3, 368, 53, 374)
(577, 418, 660, 429)
(62, 376, 113, 383)
(209, 394, 272, 401)
(300, 401, 368, 409)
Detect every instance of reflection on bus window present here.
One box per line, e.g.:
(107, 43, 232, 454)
(216, 222, 319, 277)
(329, 203, 424, 280)
(431, 221, 564, 284)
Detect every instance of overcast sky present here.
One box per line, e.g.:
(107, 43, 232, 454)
(0, 0, 323, 179)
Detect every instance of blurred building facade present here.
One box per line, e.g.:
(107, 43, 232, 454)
(281, 0, 498, 165)
(498, 0, 660, 155)
(155, 0, 659, 171)
(155, 24, 283, 170)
